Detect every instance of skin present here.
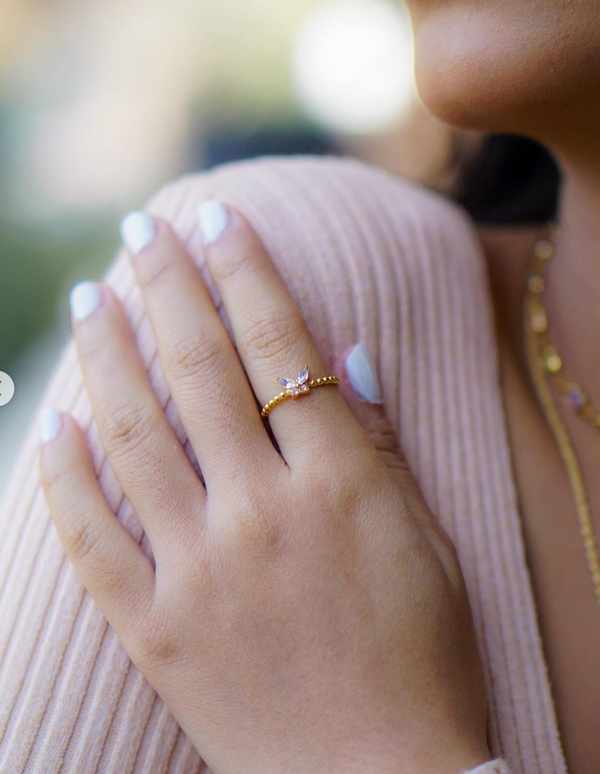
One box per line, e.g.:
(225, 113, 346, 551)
(403, 0, 600, 770)
(38, 2, 600, 771)
(40, 211, 493, 774)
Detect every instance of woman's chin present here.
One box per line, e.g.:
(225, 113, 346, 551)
(414, 62, 497, 132)
(414, 67, 519, 133)
(410, 9, 592, 139)
(413, 51, 578, 142)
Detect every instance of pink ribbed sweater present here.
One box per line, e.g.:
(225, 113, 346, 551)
(0, 156, 567, 774)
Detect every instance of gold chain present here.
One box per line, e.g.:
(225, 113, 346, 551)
(260, 375, 340, 417)
(526, 225, 600, 426)
(523, 221, 600, 608)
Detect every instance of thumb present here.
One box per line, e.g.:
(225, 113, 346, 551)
(334, 342, 410, 476)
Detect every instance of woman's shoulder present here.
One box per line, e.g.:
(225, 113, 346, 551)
(146, 154, 488, 288)
(138, 156, 492, 340)
(130, 156, 496, 402)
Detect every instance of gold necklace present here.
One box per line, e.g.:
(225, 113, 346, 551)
(527, 225, 600, 426)
(524, 221, 600, 609)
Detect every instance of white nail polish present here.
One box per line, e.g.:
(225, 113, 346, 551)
(120, 211, 156, 255)
(345, 342, 383, 404)
(197, 199, 230, 245)
(40, 408, 61, 443)
(70, 281, 101, 322)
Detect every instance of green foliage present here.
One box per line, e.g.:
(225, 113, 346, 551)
(0, 215, 116, 369)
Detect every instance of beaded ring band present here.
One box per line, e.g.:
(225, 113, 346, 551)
(260, 366, 340, 418)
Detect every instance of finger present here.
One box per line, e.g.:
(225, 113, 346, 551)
(69, 281, 206, 558)
(335, 343, 399, 461)
(39, 410, 154, 633)
(336, 343, 459, 559)
(197, 200, 360, 467)
(120, 212, 281, 490)
(335, 342, 418, 484)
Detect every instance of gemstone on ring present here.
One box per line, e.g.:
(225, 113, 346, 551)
(261, 366, 340, 417)
(277, 366, 310, 398)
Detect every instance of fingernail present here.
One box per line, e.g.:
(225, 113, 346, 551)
(197, 199, 231, 245)
(120, 211, 156, 255)
(70, 281, 102, 322)
(345, 342, 383, 404)
(40, 408, 62, 443)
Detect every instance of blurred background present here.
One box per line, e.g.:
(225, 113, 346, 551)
(0, 0, 475, 496)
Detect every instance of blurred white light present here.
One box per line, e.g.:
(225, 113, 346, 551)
(292, 0, 415, 135)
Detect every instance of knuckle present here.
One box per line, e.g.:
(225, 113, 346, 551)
(63, 517, 135, 599)
(133, 604, 183, 673)
(77, 329, 111, 361)
(168, 331, 225, 385)
(41, 463, 73, 499)
(377, 448, 411, 475)
(242, 313, 303, 363)
(309, 441, 372, 494)
(209, 244, 250, 284)
(224, 489, 285, 556)
(102, 401, 156, 461)
(139, 254, 178, 293)
(65, 517, 102, 564)
(367, 417, 403, 460)
(319, 461, 364, 515)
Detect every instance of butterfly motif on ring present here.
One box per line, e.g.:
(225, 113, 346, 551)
(277, 366, 310, 398)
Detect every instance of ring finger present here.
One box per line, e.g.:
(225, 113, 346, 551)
(197, 200, 359, 468)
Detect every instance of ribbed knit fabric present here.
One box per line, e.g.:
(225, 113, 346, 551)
(0, 156, 568, 774)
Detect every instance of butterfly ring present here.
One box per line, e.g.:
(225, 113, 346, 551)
(260, 366, 340, 418)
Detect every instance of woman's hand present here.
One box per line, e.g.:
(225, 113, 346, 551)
(39, 202, 492, 774)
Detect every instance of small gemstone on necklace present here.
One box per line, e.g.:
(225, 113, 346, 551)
(565, 384, 586, 409)
(534, 238, 554, 259)
(543, 346, 562, 373)
(531, 309, 548, 332)
(528, 275, 545, 294)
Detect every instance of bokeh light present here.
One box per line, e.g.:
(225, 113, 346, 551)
(292, 0, 415, 135)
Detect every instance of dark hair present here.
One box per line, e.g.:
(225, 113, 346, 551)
(442, 133, 561, 227)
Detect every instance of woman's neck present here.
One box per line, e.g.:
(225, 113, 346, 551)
(542, 147, 600, 410)
(475, 141, 600, 413)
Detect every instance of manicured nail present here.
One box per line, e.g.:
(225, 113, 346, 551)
(40, 408, 62, 443)
(345, 342, 383, 404)
(120, 211, 156, 255)
(70, 281, 101, 322)
(197, 199, 231, 245)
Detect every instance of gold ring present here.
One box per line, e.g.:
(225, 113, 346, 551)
(260, 366, 340, 418)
